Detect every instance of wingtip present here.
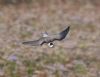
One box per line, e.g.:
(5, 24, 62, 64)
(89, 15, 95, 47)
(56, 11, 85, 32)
(22, 41, 27, 45)
(67, 26, 70, 30)
(64, 26, 70, 32)
(22, 41, 32, 45)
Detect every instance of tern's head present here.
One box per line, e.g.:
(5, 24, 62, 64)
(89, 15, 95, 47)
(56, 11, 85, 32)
(48, 42, 54, 48)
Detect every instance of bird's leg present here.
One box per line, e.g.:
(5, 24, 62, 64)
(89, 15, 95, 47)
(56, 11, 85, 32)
(48, 42, 54, 48)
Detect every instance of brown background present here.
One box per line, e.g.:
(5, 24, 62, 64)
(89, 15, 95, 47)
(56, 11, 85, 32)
(0, 0, 100, 77)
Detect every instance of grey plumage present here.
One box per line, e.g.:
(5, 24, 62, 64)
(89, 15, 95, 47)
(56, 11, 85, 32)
(22, 26, 70, 46)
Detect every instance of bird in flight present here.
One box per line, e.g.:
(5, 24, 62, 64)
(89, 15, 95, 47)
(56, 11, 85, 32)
(22, 26, 70, 47)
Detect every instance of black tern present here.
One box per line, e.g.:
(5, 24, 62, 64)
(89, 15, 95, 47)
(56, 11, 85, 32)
(22, 26, 70, 47)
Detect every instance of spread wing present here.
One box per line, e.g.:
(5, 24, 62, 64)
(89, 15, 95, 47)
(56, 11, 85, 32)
(46, 26, 70, 42)
(22, 37, 45, 46)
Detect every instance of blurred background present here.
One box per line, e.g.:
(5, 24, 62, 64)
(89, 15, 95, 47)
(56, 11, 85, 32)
(0, 0, 100, 77)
